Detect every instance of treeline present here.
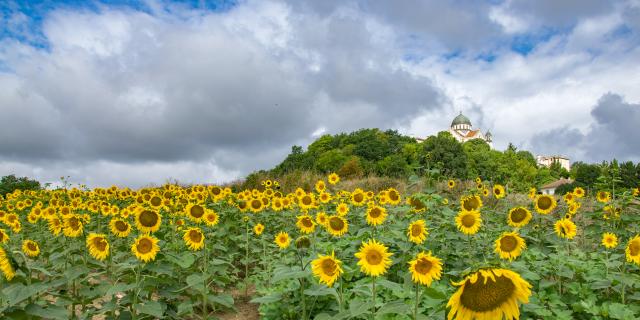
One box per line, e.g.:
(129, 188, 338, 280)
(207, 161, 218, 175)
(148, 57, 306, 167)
(256, 128, 640, 194)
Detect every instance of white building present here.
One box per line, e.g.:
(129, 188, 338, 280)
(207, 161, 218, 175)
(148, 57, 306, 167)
(448, 113, 493, 147)
(540, 178, 573, 195)
(536, 155, 571, 171)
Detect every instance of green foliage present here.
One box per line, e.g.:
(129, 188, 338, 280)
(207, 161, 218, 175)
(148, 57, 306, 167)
(0, 175, 41, 197)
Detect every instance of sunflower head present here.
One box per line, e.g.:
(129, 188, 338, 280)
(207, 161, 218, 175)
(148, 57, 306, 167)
(534, 195, 557, 214)
(601, 232, 618, 249)
(274, 231, 290, 250)
(315, 180, 326, 193)
(253, 223, 264, 236)
(460, 195, 482, 212)
(22, 240, 40, 258)
(135, 208, 162, 233)
(295, 236, 311, 249)
(554, 218, 577, 239)
(492, 184, 506, 199)
(626, 235, 640, 266)
(131, 235, 160, 263)
(408, 251, 442, 286)
(110, 218, 131, 238)
(507, 207, 532, 228)
(407, 220, 428, 244)
(311, 251, 343, 287)
(336, 202, 349, 216)
(183, 227, 205, 251)
(448, 180, 455, 189)
(296, 215, 316, 234)
(366, 205, 387, 226)
(455, 210, 482, 235)
(494, 232, 526, 261)
(326, 215, 348, 237)
(328, 173, 340, 185)
(354, 239, 393, 277)
(386, 188, 401, 205)
(86, 233, 110, 261)
(597, 191, 611, 203)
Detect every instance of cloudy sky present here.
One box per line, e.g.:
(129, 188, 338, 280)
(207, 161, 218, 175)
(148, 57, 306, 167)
(1, 0, 639, 187)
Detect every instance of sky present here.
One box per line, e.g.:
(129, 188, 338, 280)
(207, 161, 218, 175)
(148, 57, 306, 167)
(1, 0, 639, 188)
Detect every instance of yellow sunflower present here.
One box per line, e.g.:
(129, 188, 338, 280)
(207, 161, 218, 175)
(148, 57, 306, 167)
(0, 228, 9, 244)
(354, 239, 393, 277)
(626, 235, 640, 265)
(203, 211, 219, 227)
(315, 180, 326, 193)
(455, 210, 482, 235)
(385, 188, 401, 205)
(63, 214, 84, 237)
(407, 220, 428, 244)
(311, 251, 343, 287)
(183, 227, 205, 251)
(493, 184, 506, 199)
(507, 207, 532, 228)
(597, 191, 611, 203)
(460, 195, 482, 212)
(86, 233, 110, 261)
(328, 173, 340, 185)
(534, 195, 556, 214)
(184, 203, 206, 222)
(135, 208, 162, 233)
(318, 192, 332, 204)
(482, 188, 490, 197)
(275, 232, 290, 249)
(408, 251, 442, 286)
(448, 180, 455, 189)
(316, 211, 328, 226)
(110, 218, 132, 237)
(48, 216, 63, 236)
(253, 223, 264, 236)
(22, 240, 40, 258)
(0, 247, 15, 280)
(494, 232, 526, 261)
(248, 198, 263, 213)
(296, 215, 316, 234)
(326, 215, 348, 237)
(350, 189, 367, 206)
(633, 187, 639, 197)
(602, 232, 618, 249)
(298, 193, 316, 211)
(554, 218, 577, 239)
(573, 187, 585, 198)
(563, 192, 575, 204)
(336, 202, 349, 216)
(131, 235, 160, 262)
(366, 205, 387, 226)
(447, 268, 531, 320)
(527, 187, 537, 200)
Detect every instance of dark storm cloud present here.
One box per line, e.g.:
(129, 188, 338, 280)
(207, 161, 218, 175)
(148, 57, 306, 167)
(531, 93, 640, 162)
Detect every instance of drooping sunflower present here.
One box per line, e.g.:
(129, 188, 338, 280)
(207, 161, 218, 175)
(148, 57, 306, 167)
(63, 214, 84, 237)
(534, 195, 557, 214)
(602, 232, 618, 249)
(0, 228, 9, 244)
(366, 205, 387, 226)
(408, 251, 442, 286)
(328, 173, 340, 185)
(110, 218, 132, 237)
(86, 233, 110, 261)
(184, 203, 206, 222)
(407, 196, 427, 213)
(326, 215, 348, 237)
(131, 235, 160, 262)
(447, 268, 532, 320)
(22, 240, 40, 258)
(554, 218, 577, 239)
(493, 184, 506, 199)
(336, 202, 349, 216)
(407, 220, 428, 244)
(296, 215, 316, 234)
(455, 210, 482, 235)
(494, 232, 526, 261)
(311, 251, 343, 287)
(460, 195, 482, 212)
(0, 247, 15, 280)
(183, 227, 205, 251)
(135, 208, 162, 233)
(274, 232, 290, 249)
(253, 223, 264, 236)
(507, 207, 532, 228)
(448, 180, 455, 189)
(626, 235, 640, 265)
(354, 239, 393, 277)
(597, 191, 611, 203)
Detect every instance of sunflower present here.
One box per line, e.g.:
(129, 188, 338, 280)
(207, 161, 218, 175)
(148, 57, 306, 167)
(350, 189, 367, 206)
(455, 210, 482, 235)
(0, 246, 15, 280)
(316, 211, 328, 226)
(336, 202, 349, 216)
(507, 207, 532, 228)
(602, 232, 618, 249)
(354, 239, 393, 277)
(63, 215, 84, 237)
(326, 215, 348, 237)
(482, 188, 490, 197)
(248, 198, 263, 213)
(366, 205, 387, 226)
(131, 235, 160, 262)
(626, 235, 640, 265)
(183, 227, 205, 251)
(386, 188, 401, 205)
(494, 232, 526, 261)
(448, 180, 455, 189)
(527, 187, 537, 200)
(633, 187, 639, 197)
(475, 177, 482, 184)
(274, 232, 290, 249)
(460, 195, 482, 212)
(253, 223, 264, 236)
(185, 203, 206, 222)
(568, 202, 580, 215)
(0, 229, 9, 244)
(203, 211, 219, 227)
(493, 184, 506, 199)
(298, 193, 316, 211)
(135, 209, 162, 233)
(534, 195, 556, 214)
(447, 268, 531, 320)
(311, 251, 343, 287)
(407, 220, 428, 244)
(328, 173, 340, 185)
(554, 218, 577, 239)
(86, 233, 110, 261)
(597, 191, 611, 203)
(318, 192, 332, 204)
(296, 215, 316, 234)
(315, 180, 326, 193)
(408, 251, 442, 286)
(563, 192, 575, 204)
(407, 196, 426, 213)
(22, 240, 40, 258)
(110, 218, 132, 237)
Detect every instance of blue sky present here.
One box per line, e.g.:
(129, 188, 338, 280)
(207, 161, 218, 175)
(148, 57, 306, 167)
(1, 0, 639, 187)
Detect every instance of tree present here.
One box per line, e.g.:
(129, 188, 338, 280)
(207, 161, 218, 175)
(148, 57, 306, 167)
(0, 175, 41, 196)
(574, 163, 601, 188)
(619, 161, 638, 188)
(422, 131, 468, 178)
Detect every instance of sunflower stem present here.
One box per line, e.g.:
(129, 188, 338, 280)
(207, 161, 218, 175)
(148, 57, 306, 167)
(371, 276, 377, 320)
(621, 261, 627, 304)
(202, 241, 208, 320)
(244, 220, 249, 298)
(413, 282, 421, 320)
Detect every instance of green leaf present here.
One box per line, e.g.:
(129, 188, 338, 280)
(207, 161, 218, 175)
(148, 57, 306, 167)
(250, 293, 282, 304)
(271, 268, 308, 283)
(106, 283, 137, 297)
(25, 304, 69, 320)
(421, 287, 446, 300)
(377, 300, 410, 315)
(304, 285, 337, 298)
(208, 293, 234, 308)
(186, 274, 206, 291)
(177, 301, 194, 315)
(167, 252, 196, 269)
(136, 301, 165, 318)
(349, 298, 370, 318)
(607, 303, 637, 320)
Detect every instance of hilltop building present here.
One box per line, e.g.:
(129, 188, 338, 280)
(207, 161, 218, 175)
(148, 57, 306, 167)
(448, 112, 493, 148)
(536, 155, 571, 171)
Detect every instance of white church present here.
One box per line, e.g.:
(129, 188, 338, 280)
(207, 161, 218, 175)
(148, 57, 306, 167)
(448, 112, 493, 147)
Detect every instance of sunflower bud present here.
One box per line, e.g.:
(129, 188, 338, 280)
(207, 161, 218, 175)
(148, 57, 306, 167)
(295, 236, 311, 249)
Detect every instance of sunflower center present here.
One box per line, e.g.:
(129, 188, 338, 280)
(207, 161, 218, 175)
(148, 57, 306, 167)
(188, 230, 203, 243)
(463, 198, 479, 211)
(278, 236, 287, 243)
(630, 240, 640, 256)
(354, 193, 364, 203)
(321, 259, 337, 276)
(461, 214, 476, 227)
(538, 197, 552, 210)
(510, 209, 527, 223)
(411, 224, 423, 237)
(140, 210, 159, 226)
(388, 191, 399, 201)
(115, 220, 128, 231)
(68, 217, 81, 230)
(494, 188, 502, 195)
(137, 238, 153, 254)
(365, 250, 382, 265)
(500, 236, 518, 252)
(302, 217, 314, 228)
(206, 214, 216, 222)
(92, 237, 108, 251)
(189, 205, 205, 218)
(27, 242, 37, 251)
(369, 208, 382, 218)
(329, 217, 344, 230)
(415, 258, 432, 274)
(460, 274, 516, 312)
(150, 196, 162, 207)
(302, 196, 312, 206)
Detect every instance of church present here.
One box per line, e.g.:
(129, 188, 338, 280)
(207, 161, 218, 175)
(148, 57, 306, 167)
(448, 113, 493, 148)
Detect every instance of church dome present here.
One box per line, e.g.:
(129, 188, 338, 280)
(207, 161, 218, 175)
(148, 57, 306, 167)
(451, 113, 471, 127)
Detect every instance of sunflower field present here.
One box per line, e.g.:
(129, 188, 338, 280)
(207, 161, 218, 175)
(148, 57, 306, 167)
(0, 174, 639, 320)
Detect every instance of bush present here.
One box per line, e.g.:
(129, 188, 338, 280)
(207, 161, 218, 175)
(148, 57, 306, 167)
(0, 175, 41, 197)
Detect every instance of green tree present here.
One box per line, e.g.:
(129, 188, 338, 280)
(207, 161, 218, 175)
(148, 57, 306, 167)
(422, 131, 468, 178)
(0, 175, 41, 196)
